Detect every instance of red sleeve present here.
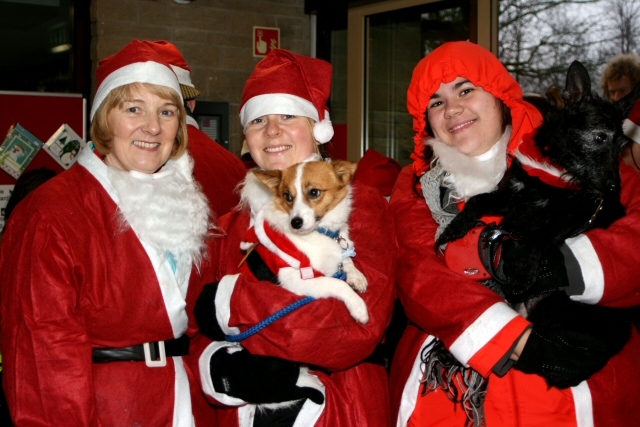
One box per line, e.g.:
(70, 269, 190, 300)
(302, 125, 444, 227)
(216, 184, 396, 371)
(0, 211, 98, 426)
(579, 161, 640, 306)
(389, 166, 528, 369)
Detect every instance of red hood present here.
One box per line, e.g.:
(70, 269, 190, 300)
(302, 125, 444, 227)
(407, 41, 543, 176)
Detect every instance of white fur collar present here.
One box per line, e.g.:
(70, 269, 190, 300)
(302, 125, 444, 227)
(79, 148, 211, 284)
(429, 126, 511, 201)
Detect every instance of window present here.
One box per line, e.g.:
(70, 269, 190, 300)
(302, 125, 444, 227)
(0, 0, 90, 98)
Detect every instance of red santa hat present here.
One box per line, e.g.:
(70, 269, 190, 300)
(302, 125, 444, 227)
(147, 40, 202, 100)
(239, 49, 334, 144)
(90, 39, 183, 120)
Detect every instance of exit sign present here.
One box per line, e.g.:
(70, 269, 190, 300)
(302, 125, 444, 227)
(253, 26, 280, 57)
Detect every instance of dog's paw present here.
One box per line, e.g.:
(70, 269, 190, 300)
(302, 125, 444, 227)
(345, 297, 369, 324)
(347, 270, 368, 293)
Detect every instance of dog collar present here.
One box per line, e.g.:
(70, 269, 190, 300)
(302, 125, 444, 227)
(316, 226, 341, 239)
(316, 226, 356, 260)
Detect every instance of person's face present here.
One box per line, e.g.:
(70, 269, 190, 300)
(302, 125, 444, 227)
(244, 114, 318, 170)
(608, 75, 634, 102)
(427, 77, 504, 157)
(105, 86, 179, 173)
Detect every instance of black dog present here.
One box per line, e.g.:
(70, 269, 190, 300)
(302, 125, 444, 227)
(438, 61, 627, 298)
(425, 61, 635, 427)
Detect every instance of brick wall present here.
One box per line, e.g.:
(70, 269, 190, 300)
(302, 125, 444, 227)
(91, 0, 311, 155)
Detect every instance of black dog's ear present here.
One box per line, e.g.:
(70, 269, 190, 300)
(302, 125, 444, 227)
(563, 60, 591, 106)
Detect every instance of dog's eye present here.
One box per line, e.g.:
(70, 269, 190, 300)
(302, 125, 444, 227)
(309, 189, 321, 199)
(595, 133, 608, 144)
(284, 192, 294, 203)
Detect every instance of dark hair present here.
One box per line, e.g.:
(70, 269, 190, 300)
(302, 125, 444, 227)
(4, 168, 56, 226)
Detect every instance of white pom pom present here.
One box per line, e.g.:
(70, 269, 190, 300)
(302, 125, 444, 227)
(313, 119, 334, 144)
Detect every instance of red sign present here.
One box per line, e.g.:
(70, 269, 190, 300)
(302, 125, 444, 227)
(253, 26, 280, 57)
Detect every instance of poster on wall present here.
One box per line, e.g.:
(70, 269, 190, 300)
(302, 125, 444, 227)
(43, 123, 86, 169)
(0, 184, 13, 232)
(253, 26, 280, 57)
(0, 91, 85, 184)
(0, 123, 43, 179)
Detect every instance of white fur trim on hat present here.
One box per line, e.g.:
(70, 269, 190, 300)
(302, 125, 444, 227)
(240, 93, 319, 126)
(170, 65, 194, 88)
(90, 61, 183, 120)
(313, 110, 333, 144)
(239, 94, 334, 143)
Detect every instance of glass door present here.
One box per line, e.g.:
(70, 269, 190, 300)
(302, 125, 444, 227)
(347, 0, 496, 165)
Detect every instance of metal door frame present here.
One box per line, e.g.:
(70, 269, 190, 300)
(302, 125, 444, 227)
(346, 0, 498, 161)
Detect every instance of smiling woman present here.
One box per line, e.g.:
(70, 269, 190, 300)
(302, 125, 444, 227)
(190, 49, 396, 427)
(427, 77, 505, 157)
(243, 114, 318, 170)
(0, 40, 213, 426)
(90, 82, 186, 173)
(390, 40, 640, 427)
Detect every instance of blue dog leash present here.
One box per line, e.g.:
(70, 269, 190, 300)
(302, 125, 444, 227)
(225, 296, 315, 342)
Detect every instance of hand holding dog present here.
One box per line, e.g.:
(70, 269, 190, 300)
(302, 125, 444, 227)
(514, 292, 631, 388)
(486, 232, 569, 303)
(194, 282, 226, 341)
(500, 239, 569, 303)
(210, 347, 325, 405)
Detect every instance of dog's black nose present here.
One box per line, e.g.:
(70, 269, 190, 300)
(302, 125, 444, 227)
(291, 217, 303, 229)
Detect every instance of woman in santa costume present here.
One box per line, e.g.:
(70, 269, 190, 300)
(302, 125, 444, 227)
(189, 49, 396, 427)
(0, 40, 211, 426)
(389, 41, 640, 427)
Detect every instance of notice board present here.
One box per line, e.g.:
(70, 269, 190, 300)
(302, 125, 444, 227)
(0, 91, 86, 185)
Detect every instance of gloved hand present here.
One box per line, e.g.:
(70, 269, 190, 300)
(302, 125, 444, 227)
(514, 292, 631, 388)
(194, 282, 225, 341)
(210, 347, 325, 405)
(479, 224, 569, 303)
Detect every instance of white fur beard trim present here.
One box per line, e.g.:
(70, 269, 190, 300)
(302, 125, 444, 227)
(429, 126, 511, 200)
(108, 153, 211, 281)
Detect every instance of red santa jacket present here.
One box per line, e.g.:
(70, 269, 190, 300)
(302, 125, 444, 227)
(389, 163, 640, 427)
(187, 183, 397, 427)
(0, 148, 211, 426)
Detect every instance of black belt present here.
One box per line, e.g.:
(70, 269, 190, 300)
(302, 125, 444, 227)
(92, 335, 190, 367)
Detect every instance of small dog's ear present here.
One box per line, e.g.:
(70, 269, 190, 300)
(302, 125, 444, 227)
(252, 169, 282, 193)
(331, 160, 357, 185)
(563, 60, 591, 106)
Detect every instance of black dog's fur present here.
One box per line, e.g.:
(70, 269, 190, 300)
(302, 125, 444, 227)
(437, 60, 634, 370)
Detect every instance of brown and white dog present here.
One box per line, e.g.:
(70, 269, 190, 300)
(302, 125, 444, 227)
(240, 155, 369, 324)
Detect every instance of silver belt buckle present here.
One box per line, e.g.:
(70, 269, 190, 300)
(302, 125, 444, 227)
(143, 341, 167, 368)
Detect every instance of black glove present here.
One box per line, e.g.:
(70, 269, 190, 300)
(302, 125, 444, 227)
(210, 348, 325, 405)
(514, 292, 631, 389)
(480, 225, 569, 303)
(194, 282, 225, 341)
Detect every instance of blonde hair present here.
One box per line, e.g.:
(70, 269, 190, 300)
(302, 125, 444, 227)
(90, 82, 188, 158)
(304, 117, 324, 157)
